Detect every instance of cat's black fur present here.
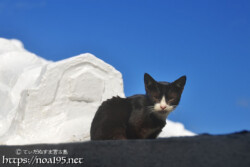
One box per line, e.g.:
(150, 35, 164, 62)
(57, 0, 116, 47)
(90, 73, 186, 140)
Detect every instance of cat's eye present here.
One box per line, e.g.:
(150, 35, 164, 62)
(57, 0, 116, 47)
(168, 98, 175, 102)
(153, 96, 158, 100)
(153, 95, 160, 102)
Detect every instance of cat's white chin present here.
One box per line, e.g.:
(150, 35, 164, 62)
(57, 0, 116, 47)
(154, 110, 171, 120)
(153, 102, 175, 120)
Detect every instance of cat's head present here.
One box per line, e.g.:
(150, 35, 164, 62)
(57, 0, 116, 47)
(144, 73, 186, 114)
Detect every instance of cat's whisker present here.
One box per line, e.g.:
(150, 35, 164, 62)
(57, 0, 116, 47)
(146, 106, 155, 111)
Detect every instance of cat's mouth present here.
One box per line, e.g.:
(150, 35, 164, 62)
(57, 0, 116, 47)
(158, 110, 168, 114)
(154, 103, 175, 113)
(147, 105, 173, 114)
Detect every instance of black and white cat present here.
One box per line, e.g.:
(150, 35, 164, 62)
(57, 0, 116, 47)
(90, 73, 186, 140)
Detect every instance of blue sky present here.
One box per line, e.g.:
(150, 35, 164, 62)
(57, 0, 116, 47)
(0, 0, 249, 135)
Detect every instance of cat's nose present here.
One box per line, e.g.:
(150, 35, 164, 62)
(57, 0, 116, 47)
(160, 105, 166, 110)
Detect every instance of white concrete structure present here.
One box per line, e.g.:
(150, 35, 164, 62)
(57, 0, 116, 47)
(0, 38, 194, 145)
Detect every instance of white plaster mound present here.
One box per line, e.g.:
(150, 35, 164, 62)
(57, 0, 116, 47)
(0, 38, 49, 144)
(159, 120, 195, 138)
(0, 38, 194, 145)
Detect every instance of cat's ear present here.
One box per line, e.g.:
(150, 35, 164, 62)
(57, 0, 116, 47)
(173, 75, 186, 89)
(144, 73, 157, 91)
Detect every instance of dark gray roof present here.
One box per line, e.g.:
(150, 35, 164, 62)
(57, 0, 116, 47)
(1, 131, 249, 167)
